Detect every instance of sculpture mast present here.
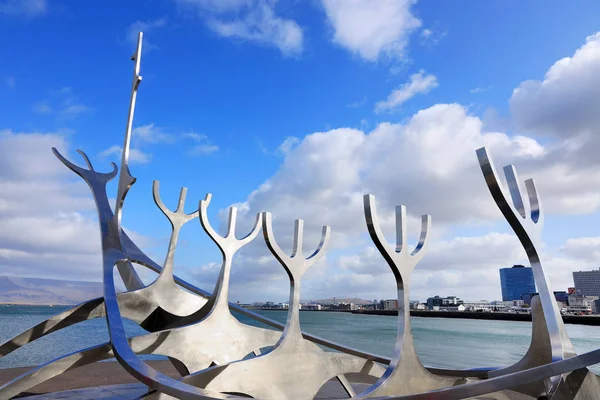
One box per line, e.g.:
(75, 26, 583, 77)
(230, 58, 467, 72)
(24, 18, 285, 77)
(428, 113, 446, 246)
(112, 32, 145, 290)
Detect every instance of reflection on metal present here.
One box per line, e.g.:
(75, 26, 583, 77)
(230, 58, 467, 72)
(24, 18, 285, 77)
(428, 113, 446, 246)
(476, 148, 600, 398)
(2, 31, 600, 400)
(356, 195, 457, 397)
(164, 214, 386, 400)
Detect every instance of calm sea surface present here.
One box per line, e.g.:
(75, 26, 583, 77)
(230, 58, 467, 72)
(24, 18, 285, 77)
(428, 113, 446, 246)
(1, 305, 599, 373)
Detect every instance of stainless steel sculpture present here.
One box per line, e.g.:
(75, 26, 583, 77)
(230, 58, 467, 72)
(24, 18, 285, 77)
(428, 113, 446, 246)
(164, 214, 385, 400)
(2, 30, 600, 400)
(355, 196, 457, 398)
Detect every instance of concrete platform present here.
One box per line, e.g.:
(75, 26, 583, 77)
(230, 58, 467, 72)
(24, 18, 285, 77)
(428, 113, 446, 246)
(1, 361, 373, 399)
(17, 381, 372, 399)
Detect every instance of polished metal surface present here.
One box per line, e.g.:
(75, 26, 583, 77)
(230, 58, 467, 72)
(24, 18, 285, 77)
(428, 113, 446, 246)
(165, 213, 386, 400)
(476, 148, 575, 363)
(476, 147, 600, 398)
(355, 195, 458, 398)
(2, 30, 600, 400)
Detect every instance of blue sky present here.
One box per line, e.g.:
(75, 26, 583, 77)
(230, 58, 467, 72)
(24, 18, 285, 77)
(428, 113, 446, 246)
(3, 0, 600, 303)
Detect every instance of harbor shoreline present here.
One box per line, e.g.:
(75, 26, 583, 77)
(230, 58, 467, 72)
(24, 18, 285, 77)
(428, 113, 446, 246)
(252, 308, 600, 326)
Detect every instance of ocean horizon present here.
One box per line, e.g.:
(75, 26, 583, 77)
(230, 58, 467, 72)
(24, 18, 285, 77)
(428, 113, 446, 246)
(1, 304, 599, 374)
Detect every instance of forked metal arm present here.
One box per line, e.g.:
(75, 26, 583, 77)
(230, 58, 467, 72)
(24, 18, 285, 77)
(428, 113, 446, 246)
(52, 147, 144, 290)
(357, 195, 453, 398)
(153, 180, 199, 280)
(476, 147, 574, 363)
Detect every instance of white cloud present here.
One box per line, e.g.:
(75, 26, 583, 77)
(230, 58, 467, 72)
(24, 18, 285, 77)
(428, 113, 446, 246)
(205, 86, 600, 301)
(103, 127, 218, 162)
(189, 144, 219, 156)
(185, 131, 219, 156)
(0, 0, 46, 18)
(511, 32, 600, 137)
(321, 0, 421, 61)
(60, 104, 90, 118)
(560, 237, 600, 263)
(175, 0, 251, 14)
(0, 131, 102, 280)
(125, 18, 168, 52)
(33, 101, 52, 114)
(175, 0, 303, 56)
(132, 123, 175, 144)
(0, 130, 156, 283)
(101, 145, 152, 164)
(33, 87, 91, 119)
(470, 86, 491, 94)
(375, 70, 438, 112)
(346, 96, 367, 109)
(419, 26, 447, 48)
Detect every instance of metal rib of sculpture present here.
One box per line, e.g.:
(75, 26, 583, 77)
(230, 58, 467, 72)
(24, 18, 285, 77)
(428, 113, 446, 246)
(163, 213, 386, 400)
(355, 195, 458, 398)
(116, 192, 283, 372)
(2, 29, 600, 400)
(476, 148, 600, 398)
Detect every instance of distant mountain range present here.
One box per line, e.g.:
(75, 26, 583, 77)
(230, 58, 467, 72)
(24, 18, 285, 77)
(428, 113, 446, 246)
(0, 275, 375, 306)
(0, 276, 103, 305)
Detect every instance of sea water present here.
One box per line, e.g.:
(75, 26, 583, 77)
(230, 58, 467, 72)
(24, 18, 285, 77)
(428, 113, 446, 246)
(1, 305, 599, 373)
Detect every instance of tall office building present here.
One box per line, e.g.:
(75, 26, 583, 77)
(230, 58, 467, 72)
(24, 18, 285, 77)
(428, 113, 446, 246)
(573, 268, 600, 297)
(499, 265, 536, 301)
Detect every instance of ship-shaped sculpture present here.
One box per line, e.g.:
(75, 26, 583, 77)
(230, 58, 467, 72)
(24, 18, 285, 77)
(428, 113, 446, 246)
(1, 32, 599, 400)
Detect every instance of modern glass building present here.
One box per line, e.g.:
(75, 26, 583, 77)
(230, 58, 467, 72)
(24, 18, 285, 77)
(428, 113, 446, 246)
(573, 268, 600, 297)
(499, 265, 536, 301)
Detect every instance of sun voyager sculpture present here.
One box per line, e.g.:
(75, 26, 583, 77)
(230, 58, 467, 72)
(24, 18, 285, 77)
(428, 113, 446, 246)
(1, 32, 600, 400)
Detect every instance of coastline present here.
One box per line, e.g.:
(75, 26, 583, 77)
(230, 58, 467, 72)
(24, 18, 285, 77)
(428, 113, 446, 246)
(253, 308, 600, 326)
(7, 304, 600, 327)
(354, 309, 600, 326)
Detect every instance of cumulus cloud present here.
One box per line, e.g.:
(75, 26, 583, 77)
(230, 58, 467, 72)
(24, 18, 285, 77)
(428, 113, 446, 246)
(101, 145, 152, 164)
(560, 237, 600, 263)
(0, 130, 155, 282)
(511, 32, 600, 137)
(175, 0, 303, 56)
(0, 130, 103, 280)
(375, 70, 438, 112)
(133, 123, 175, 144)
(321, 0, 421, 61)
(204, 91, 600, 301)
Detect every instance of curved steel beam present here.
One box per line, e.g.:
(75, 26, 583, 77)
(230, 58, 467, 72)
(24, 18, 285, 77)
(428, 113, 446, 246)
(356, 195, 457, 398)
(170, 213, 386, 400)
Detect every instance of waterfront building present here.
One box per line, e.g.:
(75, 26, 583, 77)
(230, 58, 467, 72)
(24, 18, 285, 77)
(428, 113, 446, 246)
(427, 295, 443, 310)
(426, 295, 463, 310)
(384, 299, 398, 310)
(568, 287, 577, 294)
(302, 304, 322, 311)
(327, 302, 357, 311)
(463, 300, 492, 312)
(567, 294, 598, 314)
(573, 268, 600, 297)
(499, 265, 536, 301)
(554, 291, 569, 304)
(520, 292, 539, 305)
(593, 299, 600, 315)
